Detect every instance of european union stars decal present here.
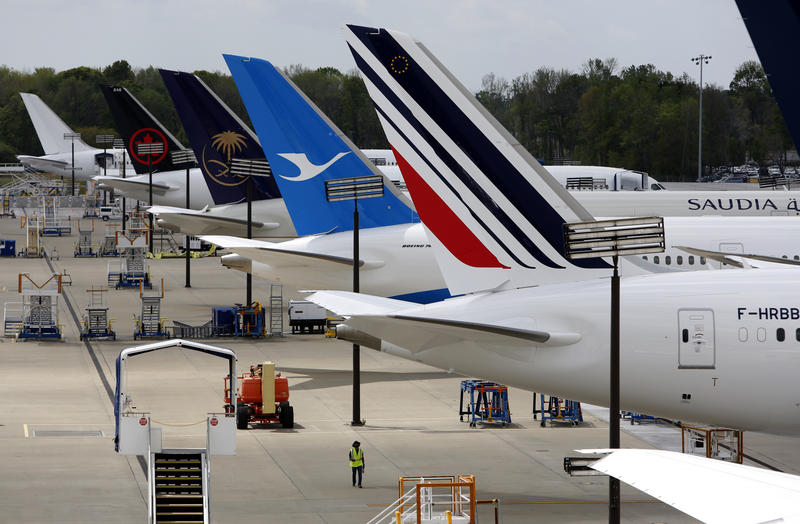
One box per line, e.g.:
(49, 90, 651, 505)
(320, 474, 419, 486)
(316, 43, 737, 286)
(390, 55, 409, 74)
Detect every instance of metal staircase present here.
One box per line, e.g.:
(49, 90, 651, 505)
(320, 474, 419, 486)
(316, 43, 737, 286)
(269, 283, 283, 336)
(151, 451, 207, 523)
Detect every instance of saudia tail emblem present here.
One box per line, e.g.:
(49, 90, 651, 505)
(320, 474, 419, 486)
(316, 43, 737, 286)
(202, 131, 249, 186)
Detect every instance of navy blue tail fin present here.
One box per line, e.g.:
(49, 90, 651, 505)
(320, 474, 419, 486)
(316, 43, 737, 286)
(158, 70, 281, 206)
(100, 84, 190, 175)
(735, 0, 800, 152)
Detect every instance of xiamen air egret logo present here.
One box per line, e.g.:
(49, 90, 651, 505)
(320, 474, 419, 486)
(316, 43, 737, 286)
(277, 152, 350, 181)
(201, 131, 249, 186)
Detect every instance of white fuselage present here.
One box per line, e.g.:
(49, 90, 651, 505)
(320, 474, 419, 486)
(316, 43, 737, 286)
(348, 269, 800, 435)
(227, 216, 800, 301)
(577, 190, 800, 216)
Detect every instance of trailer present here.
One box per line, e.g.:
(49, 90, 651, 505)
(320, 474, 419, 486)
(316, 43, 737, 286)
(288, 300, 327, 334)
(225, 361, 294, 429)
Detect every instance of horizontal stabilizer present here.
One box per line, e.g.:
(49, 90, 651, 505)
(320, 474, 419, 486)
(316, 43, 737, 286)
(94, 176, 171, 194)
(305, 291, 580, 353)
(674, 245, 800, 269)
(16, 155, 68, 169)
(202, 236, 376, 268)
(579, 448, 800, 524)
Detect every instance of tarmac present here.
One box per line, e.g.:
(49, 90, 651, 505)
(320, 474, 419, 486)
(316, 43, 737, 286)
(0, 214, 798, 523)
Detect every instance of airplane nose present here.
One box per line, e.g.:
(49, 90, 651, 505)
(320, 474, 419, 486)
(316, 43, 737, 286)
(221, 254, 252, 273)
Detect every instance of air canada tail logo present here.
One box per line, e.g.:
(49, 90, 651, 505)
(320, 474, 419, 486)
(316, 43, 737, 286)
(277, 152, 350, 181)
(129, 128, 168, 165)
(201, 131, 249, 186)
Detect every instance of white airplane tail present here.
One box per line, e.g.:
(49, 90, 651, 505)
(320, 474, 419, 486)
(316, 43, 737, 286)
(19, 93, 92, 155)
(343, 26, 614, 294)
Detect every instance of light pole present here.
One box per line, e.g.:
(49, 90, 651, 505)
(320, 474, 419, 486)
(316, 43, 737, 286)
(136, 142, 164, 254)
(324, 175, 385, 427)
(114, 139, 127, 232)
(171, 150, 197, 288)
(230, 158, 272, 305)
(96, 134, 115, 205)
(563, 216, 665, 524)
(63, 132, 82, 196)
(692, 54, 712, 182)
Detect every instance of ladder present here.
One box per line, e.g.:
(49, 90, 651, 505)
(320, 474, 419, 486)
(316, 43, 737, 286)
(269, 283, 283, 336)
(3, 302, 23, 337)
(151, 451, 207, 523)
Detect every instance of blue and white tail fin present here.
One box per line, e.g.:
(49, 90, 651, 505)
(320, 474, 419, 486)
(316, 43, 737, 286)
(100, 84, 190, 176)
(735, 0, 800, 152)
(343, 25, 613, 294)
(19, 93, 93, 155)
(223, 54, 416, 236)
(158, 69, 281, 206)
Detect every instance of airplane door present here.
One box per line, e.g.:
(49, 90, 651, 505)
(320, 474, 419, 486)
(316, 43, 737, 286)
(678, 309, 715, 369)
(718, 242, 744, 268)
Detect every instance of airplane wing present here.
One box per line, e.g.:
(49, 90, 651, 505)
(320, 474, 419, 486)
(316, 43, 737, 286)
(201, 236, 380, 269)
(305, 290, 581, 352)
(674, 245, 800, 269)
(579, 449, 800, 524)
(94, 176, 171, 194)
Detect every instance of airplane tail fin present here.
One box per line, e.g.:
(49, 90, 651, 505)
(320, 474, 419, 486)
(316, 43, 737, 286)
(735, 0, 800, 152)
(19, 93, 93, 155)
(343, 25, 613, 294)
(100, 84, 190, 176)
(158, 69, 281, 206)
(223, 54, 417, 236)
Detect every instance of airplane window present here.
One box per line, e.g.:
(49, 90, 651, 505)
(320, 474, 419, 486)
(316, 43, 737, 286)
(653, 256, 660, 264)
(738, 327, 747, 342)
(677, 256, 683, 265)
(700, 257, 706, 265)
(757, 327, 767, 342)
(688, 256, 695, 265)
(783, 255, 788, 259)
(642, 256, 648, 261)
(682, 329, 689, 343)
(797, 328, 800, 341)
(794, 255, 799, 261)
(777, 328, 786, 342)
(665, 256, 671, 265)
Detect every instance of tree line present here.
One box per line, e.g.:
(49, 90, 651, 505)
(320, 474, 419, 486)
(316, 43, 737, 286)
(0, 58, 791, 181)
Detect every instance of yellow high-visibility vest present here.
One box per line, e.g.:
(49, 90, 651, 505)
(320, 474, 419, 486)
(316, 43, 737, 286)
(349, 447, 363, 467)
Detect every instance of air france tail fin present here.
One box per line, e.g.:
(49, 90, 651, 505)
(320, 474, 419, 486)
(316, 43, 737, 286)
(158, 69, 281, 206)
(100, 84, 190, 176)
(735, 0, 800, 152)
(223, 54, 416, 236)
(19, 93, 92, 155)
(344, 25, 613, 294)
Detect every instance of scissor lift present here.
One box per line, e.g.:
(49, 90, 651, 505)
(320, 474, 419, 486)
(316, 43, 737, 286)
(100, 224, 120, 257)
(17, 273, 62, 340)
(112, 229, 151, 289)
(80, 288, 116, 340)
(134, 280, 168, 340)
(74, 219, 97, 257)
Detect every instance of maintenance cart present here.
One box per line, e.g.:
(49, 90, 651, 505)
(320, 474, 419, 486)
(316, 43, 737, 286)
(459, 380, 511, 427)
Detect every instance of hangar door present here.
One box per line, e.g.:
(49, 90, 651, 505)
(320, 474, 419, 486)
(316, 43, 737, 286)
(678, 309, 715, 369)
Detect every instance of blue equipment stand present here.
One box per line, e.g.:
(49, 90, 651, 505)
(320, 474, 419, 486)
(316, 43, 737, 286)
(459, 380, 511, 427)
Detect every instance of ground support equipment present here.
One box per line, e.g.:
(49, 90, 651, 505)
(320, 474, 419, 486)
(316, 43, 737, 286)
(79, 288, 115, 341)
(459, 380, 511, 427)
(225, 361, 293, 429)
(133, 280, 168, 340)
(621, 411, 660, 425)
(538, 395, 583, 426)
(74, 219, 96, 257)
(16, 273, 62, 340)
(112, 229, 151, 288)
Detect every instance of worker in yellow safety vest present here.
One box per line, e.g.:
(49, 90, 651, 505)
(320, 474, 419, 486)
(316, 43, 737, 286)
(349, 441, 365, 488)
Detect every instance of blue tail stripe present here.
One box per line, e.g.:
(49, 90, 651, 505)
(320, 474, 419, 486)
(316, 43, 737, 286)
(224, 54, 415, 236)
(389, 288, 453, 304)
(349, 25, 611, 270)
(159, 69, 280, 206)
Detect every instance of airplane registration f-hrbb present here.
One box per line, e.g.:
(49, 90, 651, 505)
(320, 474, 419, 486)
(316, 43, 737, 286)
(300, 23, 800, 438)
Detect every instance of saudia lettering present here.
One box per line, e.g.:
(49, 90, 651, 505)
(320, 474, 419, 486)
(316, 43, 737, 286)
(737, 307, 800, 320)
(687, 198, 779, 211)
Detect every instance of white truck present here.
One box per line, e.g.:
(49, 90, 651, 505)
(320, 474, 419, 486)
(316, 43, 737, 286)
(288, 300, 327, 334)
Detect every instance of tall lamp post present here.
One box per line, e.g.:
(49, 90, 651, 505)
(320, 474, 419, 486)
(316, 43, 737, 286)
(324, 174, 385, 427)
(171, 150, 197, 288)
(114, 139, 127, 232)
(96, 134, 115, 205)
(691, 54, 712, 182)
(63, 132, 82, 196)
(136, 142, 164, 254)
(563, 216, 664, 524)
(230, 158, 271, 305)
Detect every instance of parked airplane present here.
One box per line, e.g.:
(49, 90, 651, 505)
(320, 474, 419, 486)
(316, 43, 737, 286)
(17, 93, 132, 179)
(296, 24, 800, 437)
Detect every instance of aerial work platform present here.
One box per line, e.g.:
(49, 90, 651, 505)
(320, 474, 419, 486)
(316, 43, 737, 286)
(134, 280, 168, 340)
(80, 288, 115, 341)
(74, 219, 96, 257)
(15, 273, 62, 340)
(110, 229, 151, 288)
